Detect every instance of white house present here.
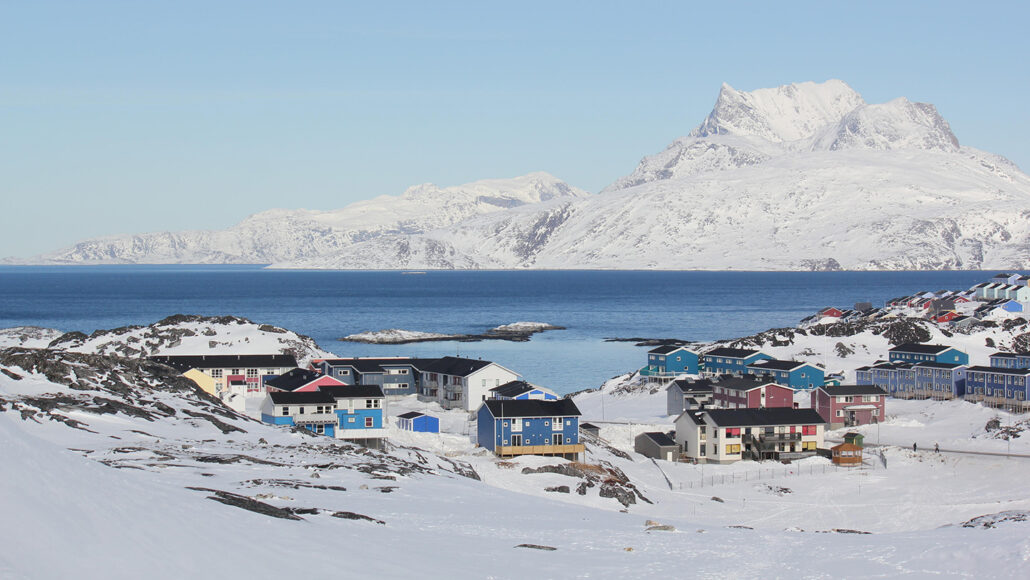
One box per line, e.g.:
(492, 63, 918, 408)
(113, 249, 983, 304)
(674, 408, 826, 464)
(417, 356, 521, 411)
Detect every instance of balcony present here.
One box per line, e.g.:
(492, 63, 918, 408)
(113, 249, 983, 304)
(292, 412, 338, 425)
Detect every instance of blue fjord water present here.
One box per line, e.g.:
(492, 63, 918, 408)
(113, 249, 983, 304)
(0, 266, 997, 394)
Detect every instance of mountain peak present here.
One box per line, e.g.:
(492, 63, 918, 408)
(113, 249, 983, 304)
(691, 79, 866, 143)
(814, 97, 960, 152)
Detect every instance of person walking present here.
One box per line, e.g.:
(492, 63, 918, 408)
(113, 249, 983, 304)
(913, 442, 917, 452)
(934, 443, 939, 453)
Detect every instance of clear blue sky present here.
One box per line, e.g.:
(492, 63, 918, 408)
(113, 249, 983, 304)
(2, 1, 1028, 258)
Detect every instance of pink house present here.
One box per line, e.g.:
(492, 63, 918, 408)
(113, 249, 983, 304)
(265, 368, 347, 393)
(811, 385, 887, 429)
(711, 376, 795, 409)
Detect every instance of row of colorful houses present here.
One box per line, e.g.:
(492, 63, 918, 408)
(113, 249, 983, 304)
(645, 346, 825, 390)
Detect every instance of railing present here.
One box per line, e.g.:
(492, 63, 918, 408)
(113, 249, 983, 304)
(496, 443, 586, 457)
(292, 412, 338, 425)
(759, 432, 802, 443)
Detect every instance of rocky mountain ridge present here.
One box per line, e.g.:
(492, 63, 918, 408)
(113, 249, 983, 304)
(25, 80, 1030, 271)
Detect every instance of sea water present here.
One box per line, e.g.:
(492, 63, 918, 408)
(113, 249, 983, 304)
(0, 266, 998, 394)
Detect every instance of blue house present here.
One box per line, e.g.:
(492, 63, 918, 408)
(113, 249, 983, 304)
(397, 411, 440, 433)
(856, 361, 916, 397)
(260, 391, 340, 437)
(913, 362, 967, 399)
(702, 348, 772, 376)
(888, 343, 969, 365)
(990, 352, 1030, 369)
(965, 366, 1030, 409)
(645, 345, 700, 376)
(260, 384, 387, 447)
(489, 381, 558, 401)
(745, 359, 824, 390)
(476, 399, 584, 459)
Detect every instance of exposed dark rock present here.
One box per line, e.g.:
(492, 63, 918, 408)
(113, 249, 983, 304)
(515, 544, 557, 551)
(545, 485, 570, 493)
(242, 479, 347, 492)
(258, 324, 288, 334)
(186, 487, 303, 521)
(711, 496, 724, 503)
(1, 368, 23, 380)
(182, 409, 246, 434)
(193, 454, 286, 466)
(331, 511, 385, 525)
(961, 511, 1030, 529)
(834, 342, 854, 358)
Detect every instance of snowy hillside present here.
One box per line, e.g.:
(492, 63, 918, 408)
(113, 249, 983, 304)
(278, 80, 1030, 271)
(4, 324, 1030, 577)
(32, 172, 588, 264)
(3, 315, 334, 365)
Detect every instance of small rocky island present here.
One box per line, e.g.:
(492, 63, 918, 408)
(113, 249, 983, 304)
(339, 322, 565, 344)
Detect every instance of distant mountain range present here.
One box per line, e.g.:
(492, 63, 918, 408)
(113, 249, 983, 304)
(27, 80, 1030, 270)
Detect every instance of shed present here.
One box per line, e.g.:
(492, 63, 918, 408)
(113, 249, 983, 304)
(634, 432, 679, 461)
(397, 411, 440, 433)
(579, 422, 601, 438)
(831, 442, 863, 466)
(843, 432, 864, 447)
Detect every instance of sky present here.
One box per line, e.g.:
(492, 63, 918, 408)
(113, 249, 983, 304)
(2, 0, 1029, 258)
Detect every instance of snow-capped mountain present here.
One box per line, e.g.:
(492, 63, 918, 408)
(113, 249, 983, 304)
(31, 80, 1030, 270)
(33, 172, 588, 264)
(278, 80, 1030, 271)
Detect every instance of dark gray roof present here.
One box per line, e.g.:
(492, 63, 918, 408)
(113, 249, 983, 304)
(318, 384, 385, 399)
(668, 379, 715, 394)
(482, 399, 581, 418)
(151, 354, 297, 372)
(268, 391, 336, 405)
(713, 376, 781, 392)
(265, 368, 324, 391)
(580, 422, 600, 430)
(889, 343, 956, 354)
(747, 359, 812, 371)
(966, 366, 1030, 376)
(648, 344, 695, 355)
(819, 385, 887, 396)
(705, 408, 825, 427)
(321, 357, 439, 374)
(490, 381, 550, 398)
(704, 347, 763, 359)
(421, 356, 496, 377)
(912, 362, 966, 370)
(989, 352, 1020, 359)
(397, 411, 426, 419)
(639, 432, 677, 447)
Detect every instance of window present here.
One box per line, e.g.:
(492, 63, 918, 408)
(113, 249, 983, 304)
(210, 369, 223, 378)
(552, 433, 563, 445)
(365, 417, 373, 428)
(336, 369, 349, 376)
(246, 368, 258, 378)
(281, 406, 289, 416)
(511, 419, 522, 432)
(873, 409, 879, 417)
(802, 425, 817, 435)
(314, 424, 325, 435)
(231, 369, 240, 375)
(836, 410, 843, 417)
(725, 444, 741, 454)
(298, 407, 305, 415)
(803, 441, 816, 451)
(365, 399, 381, 409)
(348, 417, 355, 423)
(553, 417, 564, 430)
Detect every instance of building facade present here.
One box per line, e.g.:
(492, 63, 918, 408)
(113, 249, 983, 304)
(674, 408, 825, 464)
(811, 385, 886, 429)
(476, 399, 584, 459)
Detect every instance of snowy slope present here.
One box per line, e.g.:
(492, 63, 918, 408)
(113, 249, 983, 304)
(279, 80, 1030, 271)
(32, 172, 588, 264)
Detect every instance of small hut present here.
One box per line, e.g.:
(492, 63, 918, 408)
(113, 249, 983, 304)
(831, 442, 863, 467)
(579, 422, 601, 438)
(397, 411, 440, 433)
(843, 432, 865, 447)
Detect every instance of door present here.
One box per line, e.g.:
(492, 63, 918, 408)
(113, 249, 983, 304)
(510, 434, 522, 447)
(552, 433, 563, 446)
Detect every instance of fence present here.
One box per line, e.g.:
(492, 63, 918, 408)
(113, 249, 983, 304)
(675, 459, 879, 490)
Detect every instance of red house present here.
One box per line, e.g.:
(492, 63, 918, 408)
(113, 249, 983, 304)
(710, 376, 795, 409)
(934, 311, 959, 323)
(818, 307, 844, 318)
(811, 385, 887, 429)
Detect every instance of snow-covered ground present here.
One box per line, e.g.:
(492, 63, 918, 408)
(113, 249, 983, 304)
(4, 317, 1030, 577)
